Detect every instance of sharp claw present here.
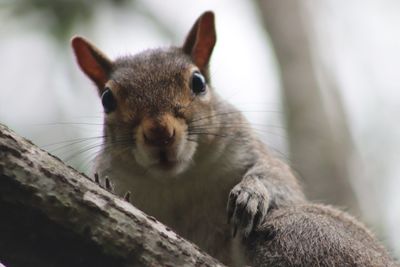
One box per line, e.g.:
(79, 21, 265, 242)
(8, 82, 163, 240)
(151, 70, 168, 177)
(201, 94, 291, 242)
(94, 173, 99, 184)
(243, 222, 254, 239)
(105, 178, 113, 192)
(227, 206, 234, 224)
(124, 191, 131, 202)
(227, 193, 237, 224)
(233, 224, 238, 238)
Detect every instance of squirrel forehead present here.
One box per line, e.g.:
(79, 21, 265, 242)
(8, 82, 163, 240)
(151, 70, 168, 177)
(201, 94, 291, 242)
(111, 48, 193, 88)
(108, 48, 197, 112)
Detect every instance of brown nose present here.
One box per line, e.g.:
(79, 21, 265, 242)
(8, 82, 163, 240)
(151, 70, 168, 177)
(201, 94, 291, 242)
(142, 120, 175, 147)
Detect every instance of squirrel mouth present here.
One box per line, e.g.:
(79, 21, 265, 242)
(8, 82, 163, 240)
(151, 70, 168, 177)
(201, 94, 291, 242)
(157, 150, 178, 170)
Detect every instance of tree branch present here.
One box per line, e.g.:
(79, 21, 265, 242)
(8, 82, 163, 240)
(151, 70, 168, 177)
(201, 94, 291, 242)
(0, 123, 223, 267)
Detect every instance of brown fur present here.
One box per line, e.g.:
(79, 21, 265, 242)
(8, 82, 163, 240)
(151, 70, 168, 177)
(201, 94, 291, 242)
(71, 11, 398, 267)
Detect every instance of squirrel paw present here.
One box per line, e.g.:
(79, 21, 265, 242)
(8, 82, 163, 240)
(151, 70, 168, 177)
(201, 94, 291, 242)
(227, 176, 269, 238)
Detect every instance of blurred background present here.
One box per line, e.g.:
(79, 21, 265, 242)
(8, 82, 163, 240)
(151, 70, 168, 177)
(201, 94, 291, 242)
(0, 0, 399, 258)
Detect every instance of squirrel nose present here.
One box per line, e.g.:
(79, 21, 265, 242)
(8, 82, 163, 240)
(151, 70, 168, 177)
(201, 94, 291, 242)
(143, 124, 175, 147)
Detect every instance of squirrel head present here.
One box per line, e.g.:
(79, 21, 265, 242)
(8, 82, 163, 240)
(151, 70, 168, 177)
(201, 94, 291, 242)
(72, 11, 218, 176)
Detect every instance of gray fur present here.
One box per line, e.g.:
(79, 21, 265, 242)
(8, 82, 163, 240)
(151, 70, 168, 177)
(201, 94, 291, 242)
(247, 204, 399, 266)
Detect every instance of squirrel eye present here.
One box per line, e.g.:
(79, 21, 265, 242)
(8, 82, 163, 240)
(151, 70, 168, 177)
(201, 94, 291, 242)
(101, 88, 117, 113)
(191, 72, 206, 95)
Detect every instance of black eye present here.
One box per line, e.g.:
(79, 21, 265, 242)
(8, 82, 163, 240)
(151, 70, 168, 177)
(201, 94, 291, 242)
(101, 88, 117, 113)
(190, 72, 206, 95)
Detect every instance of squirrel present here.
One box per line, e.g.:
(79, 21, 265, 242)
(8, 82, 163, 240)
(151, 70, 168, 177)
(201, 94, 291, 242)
(71, 11, 398, 267)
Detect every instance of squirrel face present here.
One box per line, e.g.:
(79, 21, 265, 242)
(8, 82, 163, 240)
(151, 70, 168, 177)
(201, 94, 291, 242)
(72, 12, 217, 176)
(105, 49, 212, 174)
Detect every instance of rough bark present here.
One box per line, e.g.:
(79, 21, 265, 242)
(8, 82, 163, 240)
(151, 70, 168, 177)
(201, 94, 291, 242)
(0, 123, 223, 267)
(256, 0, 360, 214)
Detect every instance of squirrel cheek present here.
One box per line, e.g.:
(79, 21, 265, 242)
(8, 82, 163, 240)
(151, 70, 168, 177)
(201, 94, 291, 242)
(176, 127, 198, 162)
(132, 128, 156, 166)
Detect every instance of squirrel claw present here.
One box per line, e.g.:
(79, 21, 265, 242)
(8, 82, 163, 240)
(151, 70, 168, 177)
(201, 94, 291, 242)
(232, 224, 238, 238)
(105, 177, 113, 191)
(124, 191, 131, 202)
(227, 190, 238, 224)
(94, 173, 100, 184)
(93, 173, 114, 193)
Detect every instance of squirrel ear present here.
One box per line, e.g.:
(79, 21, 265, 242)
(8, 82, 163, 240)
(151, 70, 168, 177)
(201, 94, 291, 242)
(182, 11, 216, 73)
(71, 36, 112, 93)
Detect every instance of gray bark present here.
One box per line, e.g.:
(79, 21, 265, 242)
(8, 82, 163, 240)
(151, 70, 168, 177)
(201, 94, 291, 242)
(0, 123, 224, 267)
(256, 0, 360, 214)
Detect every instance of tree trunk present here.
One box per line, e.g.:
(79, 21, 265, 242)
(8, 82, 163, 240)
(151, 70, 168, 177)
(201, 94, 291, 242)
(0, 123, 224, 267)
(256, 0, 360, 214)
